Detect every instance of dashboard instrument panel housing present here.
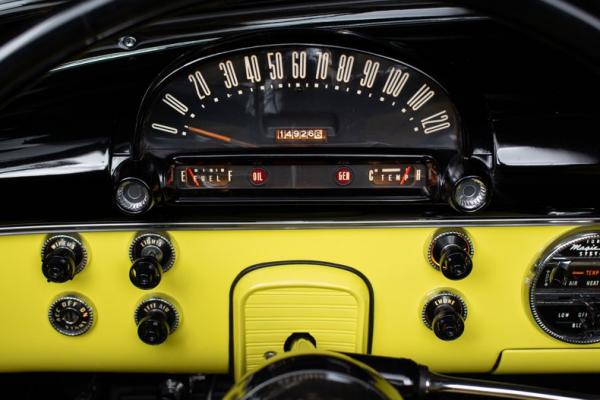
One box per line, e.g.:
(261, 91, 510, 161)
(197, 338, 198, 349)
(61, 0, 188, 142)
(1, 1, 600, 393)
(130, 33, 475, 207)
(0, 4, 597, 220)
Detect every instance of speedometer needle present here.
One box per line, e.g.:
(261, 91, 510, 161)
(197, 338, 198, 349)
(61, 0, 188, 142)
(186, 125, 256, 148)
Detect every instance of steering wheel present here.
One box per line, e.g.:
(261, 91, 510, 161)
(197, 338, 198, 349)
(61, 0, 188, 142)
(0, 1, 598, 399)
(223, 344, 594, 400)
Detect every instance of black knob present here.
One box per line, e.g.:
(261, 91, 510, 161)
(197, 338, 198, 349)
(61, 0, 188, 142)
(137, 313, 171, 345)
(440, 247, 473, 280)
(43, 247, 77, 282)
(432, 305, 465, 340)
(423, 292, 467, 341)
(130, 256, 163, 289)
(135, 298, 180, 345)
(41, 235, 87, 283)
(429, 231, 474, 280)
(129, 233, 176, 289)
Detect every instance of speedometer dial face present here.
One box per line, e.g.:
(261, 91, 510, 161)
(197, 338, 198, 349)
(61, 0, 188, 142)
(141, 44, 459, 153)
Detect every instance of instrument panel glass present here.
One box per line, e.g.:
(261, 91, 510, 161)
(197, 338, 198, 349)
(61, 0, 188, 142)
(141, 44, 460, 154)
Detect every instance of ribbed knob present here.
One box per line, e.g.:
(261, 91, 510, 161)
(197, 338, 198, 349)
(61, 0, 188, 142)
(41, 235, 87, 283)
(432, 305, 465, 340)
(129, 233, 176, 289)
(439, 247, 473, 280)
(429, 232, 474, 280)
(134, 298, 180, 345)
(423, 291, 467, 341)
(129, 256, 163, 290)
(43, 247, 77, 282)
(137, 312, 171, 345)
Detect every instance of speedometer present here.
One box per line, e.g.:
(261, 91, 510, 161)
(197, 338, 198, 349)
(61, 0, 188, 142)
(140, 43, 459, 154)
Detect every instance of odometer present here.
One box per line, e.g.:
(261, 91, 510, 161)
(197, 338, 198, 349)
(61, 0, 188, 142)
(140, 44, 460, 154)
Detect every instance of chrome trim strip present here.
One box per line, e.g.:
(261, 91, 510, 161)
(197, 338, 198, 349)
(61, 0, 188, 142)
(428, 373, 593, 400)
(50, 7, 480, 72)
(433, 381, 588, 400)
(0, 217, 598, 236)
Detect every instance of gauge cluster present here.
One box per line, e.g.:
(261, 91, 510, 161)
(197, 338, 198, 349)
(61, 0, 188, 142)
(167, 157, 434, 202)
(113, 39, 489, 213)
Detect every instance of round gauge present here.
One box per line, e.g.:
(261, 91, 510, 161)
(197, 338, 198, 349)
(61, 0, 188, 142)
(530, 232, 600, 344)
(140, 43, 460, 155)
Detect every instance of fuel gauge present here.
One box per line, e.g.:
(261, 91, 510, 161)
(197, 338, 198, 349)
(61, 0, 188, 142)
(177, 166, 233, 189)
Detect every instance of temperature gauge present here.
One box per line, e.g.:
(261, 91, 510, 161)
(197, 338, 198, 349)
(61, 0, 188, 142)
(368, 165, 425, 187)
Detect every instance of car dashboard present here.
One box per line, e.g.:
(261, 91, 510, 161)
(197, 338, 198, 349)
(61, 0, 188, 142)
(0, 0, 599, 399)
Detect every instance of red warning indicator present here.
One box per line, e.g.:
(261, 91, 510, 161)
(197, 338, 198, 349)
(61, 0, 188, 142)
(335, 167, 353, 186)
(249, 167, 268, 186)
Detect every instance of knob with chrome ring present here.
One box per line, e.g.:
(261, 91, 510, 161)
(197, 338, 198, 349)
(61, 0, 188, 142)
(129, 232, 176, 290)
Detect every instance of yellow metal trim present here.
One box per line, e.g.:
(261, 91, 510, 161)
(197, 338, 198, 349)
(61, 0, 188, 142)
(0, 225, 598, 374)
(495, 349, 600, 374)
(231, 263, 371, 378)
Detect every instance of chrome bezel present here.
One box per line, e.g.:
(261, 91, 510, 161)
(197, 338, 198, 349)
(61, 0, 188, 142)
(129, 232, 176, 272)
(48, 294, 95, 336)
(451, 176, 489, 213)
(421, 290, 468, 330)
(134, 297, 181, 334)
(115, 178, 153, 215)
(41, 234, 88, 274)
(427, 230, 474, 270)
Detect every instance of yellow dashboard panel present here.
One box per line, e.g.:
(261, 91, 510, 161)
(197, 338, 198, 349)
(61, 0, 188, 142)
(0, 224, 599, 374)
(231, 263, 371, 378)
